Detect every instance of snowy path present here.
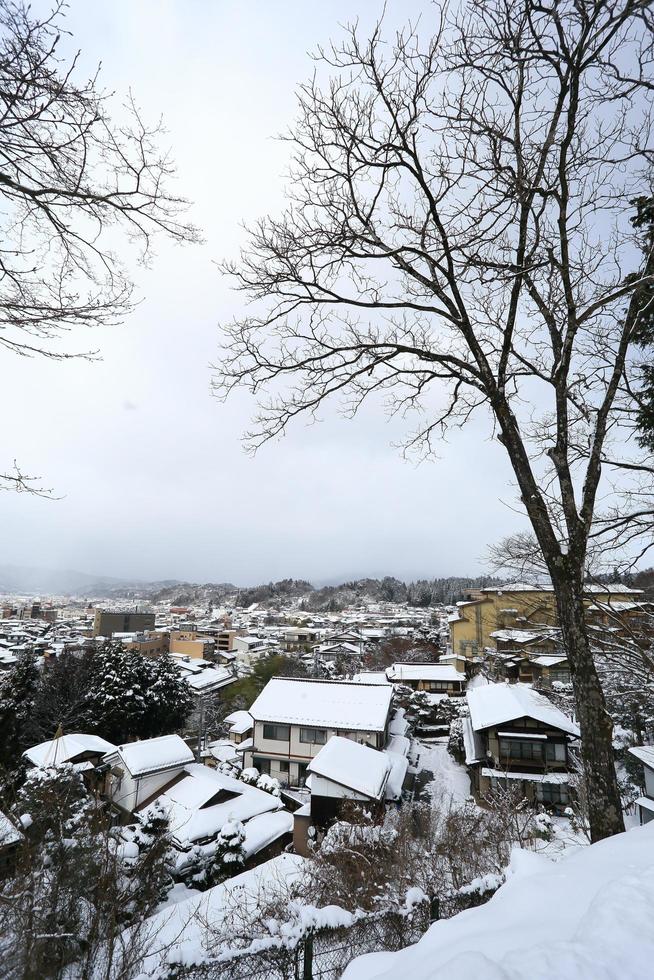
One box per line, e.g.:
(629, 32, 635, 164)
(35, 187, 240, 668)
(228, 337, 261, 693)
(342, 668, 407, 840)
(415, 739, 471, 804)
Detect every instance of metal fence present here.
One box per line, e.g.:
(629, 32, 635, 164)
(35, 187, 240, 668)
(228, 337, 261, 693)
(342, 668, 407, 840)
(165, 899, 433, 980)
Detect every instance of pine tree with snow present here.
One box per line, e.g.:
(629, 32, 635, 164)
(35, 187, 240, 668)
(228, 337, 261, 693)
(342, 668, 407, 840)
(0, 650, 40, 768)
(144, 653, 194, 737)
(84, 641, 153, 743)
(205, 815, 246, 886)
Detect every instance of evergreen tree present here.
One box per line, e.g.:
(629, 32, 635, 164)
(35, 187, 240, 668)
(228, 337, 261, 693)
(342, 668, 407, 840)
(0, 651, 40, 768)
(84, 642, 153, 743)
(205, 816, 246, 886)
(145, 654, 194, 738)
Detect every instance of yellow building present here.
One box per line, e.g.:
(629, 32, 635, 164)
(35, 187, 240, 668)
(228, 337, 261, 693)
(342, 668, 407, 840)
(448, 583, 643, 659)
(169, 629, 216, 659)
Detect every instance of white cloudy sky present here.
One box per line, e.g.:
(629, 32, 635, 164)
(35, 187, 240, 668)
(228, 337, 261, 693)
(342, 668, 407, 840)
(1, 0, 525, 585)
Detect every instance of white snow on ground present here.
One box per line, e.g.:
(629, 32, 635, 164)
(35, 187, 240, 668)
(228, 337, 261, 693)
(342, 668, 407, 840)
(126, 853, 304, 975)
(343, 822, 654, 980)
(416, 740, 471, 803)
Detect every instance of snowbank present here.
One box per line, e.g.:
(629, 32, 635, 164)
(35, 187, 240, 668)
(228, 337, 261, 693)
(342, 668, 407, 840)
(342, 823, 654, 980)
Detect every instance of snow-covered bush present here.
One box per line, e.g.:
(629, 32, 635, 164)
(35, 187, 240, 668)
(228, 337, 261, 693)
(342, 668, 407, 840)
(256, 773, 281, 796)
(240, 766, 259, 785)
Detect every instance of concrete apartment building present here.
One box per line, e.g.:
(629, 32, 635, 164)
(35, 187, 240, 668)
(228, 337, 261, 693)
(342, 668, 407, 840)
(93, 609, 155, 638)
(244, 677, 394, 787)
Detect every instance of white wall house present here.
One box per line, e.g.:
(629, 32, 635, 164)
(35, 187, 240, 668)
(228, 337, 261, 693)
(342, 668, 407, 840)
(102, 734, 195, 817)
(629, 745, 654, 824)
(244, 677, 394, 787)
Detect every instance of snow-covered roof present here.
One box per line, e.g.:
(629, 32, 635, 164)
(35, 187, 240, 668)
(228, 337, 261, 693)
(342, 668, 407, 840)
(384, 750, 409, 800)
(481, 767, 570, 784)
(342, 821, 654, 980)
(132, 853, 304, 975)
(351, 671, 391, 685)
(386, 663, 464, 683)
(248, 678, 393, 732)
(635, 796, 654, 815)
(462, 716, 485, 765)
(307, 736, 391, 799)
(467, 683, 579, 736)
(24, 732, 116, 768)
(224, 709, 254, 735)
(489, 629, 553, 645)
(531, 655, 569, 667)
(0, 810, 23, 848)
(141, 763, 282, 847)
(185, 666, 236, 692)
(629, 745, 654, 770)
(480, 581, 642, 595)
(241, 809, 294, 858)
(111, 734, 194, 776)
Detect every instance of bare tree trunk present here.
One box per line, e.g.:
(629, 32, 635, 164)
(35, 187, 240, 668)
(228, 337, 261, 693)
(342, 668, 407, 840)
(553, 575, 624, 840)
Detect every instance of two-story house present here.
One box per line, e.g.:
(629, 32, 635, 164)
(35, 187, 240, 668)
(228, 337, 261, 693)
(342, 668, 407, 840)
(386, 662, 466, 696)
(463, 683, 580, 810)
(244, 677, 394, 787)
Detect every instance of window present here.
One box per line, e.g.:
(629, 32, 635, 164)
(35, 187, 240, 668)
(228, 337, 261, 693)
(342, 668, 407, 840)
(299, 727, 327, 745)
(499, 739, 543, 761)
(296, 762, 308, 785)
(254, 756, 272, 775)
(278, 760, 289, 773)
(263, 723, 290, 741)
(536, 783, 569, 805)
(545, 742, 566, 762)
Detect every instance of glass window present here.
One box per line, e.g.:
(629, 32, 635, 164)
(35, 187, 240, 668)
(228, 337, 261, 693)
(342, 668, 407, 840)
(263, 723, 290, 741)
(545, 742, 566, 762)
(278, 760, 289, 773)
(499, 739, 543, 761)
(253, 756, 271, 775)
(536, 783, 569, 805)
(299, 727, 327, 745)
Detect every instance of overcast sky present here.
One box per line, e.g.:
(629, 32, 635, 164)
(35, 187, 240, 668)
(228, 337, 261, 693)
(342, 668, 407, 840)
(0, 0, 526, 586)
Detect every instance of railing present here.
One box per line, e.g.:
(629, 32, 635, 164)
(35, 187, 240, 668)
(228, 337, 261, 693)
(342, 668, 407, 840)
(165, 899, 434, 980)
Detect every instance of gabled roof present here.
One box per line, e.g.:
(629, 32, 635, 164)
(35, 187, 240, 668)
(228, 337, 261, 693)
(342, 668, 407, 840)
(24, 733, 116, 768)
(141, 763, 281, 846)
(467, 683, 579, 736)
(307, 736, 391, 799)
(387, 662, 463, 683)
(248, 677, 393, 732)
(109, 734, 194, 776)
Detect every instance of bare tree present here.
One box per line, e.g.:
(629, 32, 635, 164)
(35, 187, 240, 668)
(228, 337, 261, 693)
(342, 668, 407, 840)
(0, 1, 200, 491)
(215, 0, 654, 841)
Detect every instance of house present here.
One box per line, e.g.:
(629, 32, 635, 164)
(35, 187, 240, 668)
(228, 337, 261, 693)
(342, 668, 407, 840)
(282, 627, 320, 652)
(173, 658, 238, 696)
(463, 683, 580, 810)
(233, 635, 277, 663)
(0, 810, 23, 877)
(223, 709, 254, 745)
(24, 731, 117, 793)
(294, 731, 409, 855)
(102, 734, 195, 818)
(245, 677, 394, 787)
(449, 582, 643, 660)
(386, 662, 466, 696)
(138, 763, 292, 875)
(628, 745, 654, 824)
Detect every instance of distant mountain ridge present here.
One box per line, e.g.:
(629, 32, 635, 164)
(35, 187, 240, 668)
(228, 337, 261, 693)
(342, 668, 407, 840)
(0, 564, 182, 597)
